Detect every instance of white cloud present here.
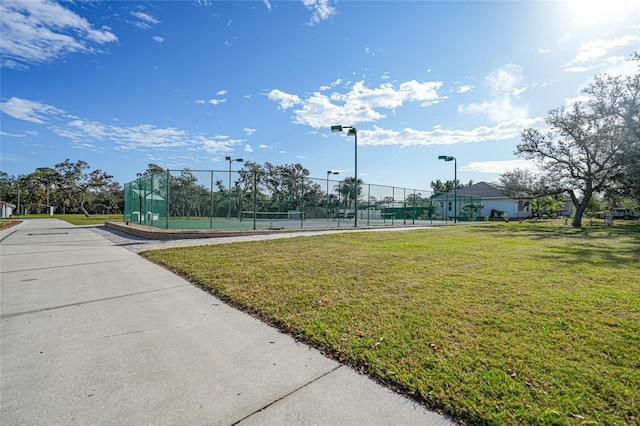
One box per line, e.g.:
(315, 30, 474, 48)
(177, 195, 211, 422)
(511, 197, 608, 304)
(258, 144, 271, 149)
(456, 85, 474, 94)
(268, 89, 302, 109)
(244, 128, 257, 135)
(538, 80, 556, 88)
(0, 97, 65, 123)
(269, 79, 444, 128)
(564, 34, 640, 73)
(201, 137, 237, 154)
(217, 90, 228, 96)
(485, 64, 525, 94)
(563, 94, 591, 106)
(152, 36, 164, 43)
(130, 11, 160, 29)
(207, 99, 227, 106)
(319, 78, 343, 91)
(57, 119, 192, 149)
(0, 96, 242, 156)
(358, 118, 545, 148)
(537, 47, 550, 54)
(0, 131, 25, 138)
(263, 0, 272, 12)
(0, 0, 117, 68)
(302, 0, 336, 25)
(461, 160, 538, 174)
(459, 64, 529, 123)
(244, 144, 253, 153)
(564, 66, 590, 73)
(573, 35, 638, 63)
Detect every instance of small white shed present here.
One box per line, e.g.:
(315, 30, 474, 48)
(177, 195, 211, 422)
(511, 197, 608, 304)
(1, 201, 16, 218)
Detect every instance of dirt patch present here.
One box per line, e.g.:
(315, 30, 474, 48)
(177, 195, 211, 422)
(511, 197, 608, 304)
(0, 220, 22, 231)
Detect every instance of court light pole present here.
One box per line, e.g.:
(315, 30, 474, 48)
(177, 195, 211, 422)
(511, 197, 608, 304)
(226, 156, 243, 219)
(326, 170, 338, 219)
(438, 155, 457, 223)
(331, 125, 358, 227)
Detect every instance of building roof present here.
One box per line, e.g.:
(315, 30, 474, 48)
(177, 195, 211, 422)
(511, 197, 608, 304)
(435, 182, 509, 199)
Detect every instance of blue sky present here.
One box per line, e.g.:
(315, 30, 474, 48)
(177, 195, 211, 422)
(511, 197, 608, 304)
(1, 0, 639, 189)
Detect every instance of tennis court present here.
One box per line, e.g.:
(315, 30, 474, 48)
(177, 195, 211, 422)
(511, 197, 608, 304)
(124, 169, 480, 231)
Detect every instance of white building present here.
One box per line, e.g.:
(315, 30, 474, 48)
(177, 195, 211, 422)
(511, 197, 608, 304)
(433, 182, 576, 219)
(433, 182, 526, 219)
(0, 201, 16, 218)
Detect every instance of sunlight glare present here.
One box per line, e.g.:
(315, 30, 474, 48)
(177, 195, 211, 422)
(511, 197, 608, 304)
(564, 0, 640, 27)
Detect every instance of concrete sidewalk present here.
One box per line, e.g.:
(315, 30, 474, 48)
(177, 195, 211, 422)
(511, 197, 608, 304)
(1, 219, 453, 425)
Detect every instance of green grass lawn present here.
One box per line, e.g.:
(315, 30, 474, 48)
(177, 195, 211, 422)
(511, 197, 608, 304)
(12, 213, 122, 226)
(143, 221, 640, 425)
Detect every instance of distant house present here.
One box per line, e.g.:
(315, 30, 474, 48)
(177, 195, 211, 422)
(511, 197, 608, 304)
(432, 182, 531, 219)
(433, 182, 577, 220)
(0, 201, 16, 218)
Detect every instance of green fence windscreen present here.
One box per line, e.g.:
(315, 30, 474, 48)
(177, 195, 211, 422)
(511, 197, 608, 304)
(124, 170, 480, 230)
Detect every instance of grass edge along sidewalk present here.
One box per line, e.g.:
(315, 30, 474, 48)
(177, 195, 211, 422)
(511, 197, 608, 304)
(142, 222, 640, 425)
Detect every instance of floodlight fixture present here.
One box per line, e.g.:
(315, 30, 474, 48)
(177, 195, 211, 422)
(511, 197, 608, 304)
(331, 124, 358, 227)
(438, 155, 458, 223)
(226, 156, 244, 219)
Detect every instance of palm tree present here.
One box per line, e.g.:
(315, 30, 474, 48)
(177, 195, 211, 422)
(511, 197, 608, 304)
(338, 176, 363, 210)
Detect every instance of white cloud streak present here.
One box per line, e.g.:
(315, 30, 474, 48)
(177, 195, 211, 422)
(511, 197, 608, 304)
(130, 11, 160, 29)
(0, 0, 117, 69)
(571, 35, 639, 64)
(359, 117, 545, 148)
(0, 97, 65, 123)
(461, 160, 538, 174)
(0, 97, 241, 155)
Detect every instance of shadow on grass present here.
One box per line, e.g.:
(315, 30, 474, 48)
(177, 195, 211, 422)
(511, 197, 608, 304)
(478, 221, 640, 268)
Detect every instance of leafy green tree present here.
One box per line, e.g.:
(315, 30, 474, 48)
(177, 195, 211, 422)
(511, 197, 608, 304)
(30, 167, 60, 209)
(0, 171, 20, 205)
(54, 159, 115, 217)
(459, 202, 483, 220)
(430, 179, 472, 194)
(587, 59, 639, 200)
(168, 169, 204, 218)
(525, 196, 559, 218)
(499, 168, 545, 199)
(90, 181, 124, 214)
(137, 163, 166, 178)
(241, 162, 318, 212)
(585, 197, 603, 218)
(518, 67, 639, 227)
(338, 176, 364, 210)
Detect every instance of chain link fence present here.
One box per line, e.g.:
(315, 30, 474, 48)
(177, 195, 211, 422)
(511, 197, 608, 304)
(124, 170, 482, 230)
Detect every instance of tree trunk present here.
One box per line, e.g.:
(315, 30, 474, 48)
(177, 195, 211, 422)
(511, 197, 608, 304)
(571, 190, 591, 228)
(80, 202, 90, 217)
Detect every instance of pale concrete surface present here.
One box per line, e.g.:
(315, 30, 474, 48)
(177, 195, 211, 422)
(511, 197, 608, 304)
(1, 219, 454, 425)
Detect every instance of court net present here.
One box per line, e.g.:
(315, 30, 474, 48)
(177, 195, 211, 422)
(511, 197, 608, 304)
(240, 211, 305, 221)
